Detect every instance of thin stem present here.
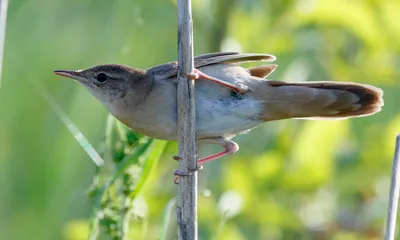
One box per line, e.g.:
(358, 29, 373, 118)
(121, 198, 132, 240)
(160, 198, 177, 240)
(385, 134, 400, 240)
(177, 0, 198, 239)
(0, 0, 8, 87)
(212, 217, 226, 240)
(140, 217, 149, 240)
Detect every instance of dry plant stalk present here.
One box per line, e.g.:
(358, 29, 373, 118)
(176, 0, 198, 239)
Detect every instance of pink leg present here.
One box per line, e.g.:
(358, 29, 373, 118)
(187, 69, 248, 94)
(173, 137, 239, 184)
(197, 137, 239, 164)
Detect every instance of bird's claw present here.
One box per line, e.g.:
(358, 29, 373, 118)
(193, 163, 204, 171)
(173, 163, 203, 184)
(172, 61, 178, 69)
(186, 72, 199, 80)
(174, 169, 192, 177)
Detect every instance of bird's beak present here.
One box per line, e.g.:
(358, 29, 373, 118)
(53, 70, 86, 82)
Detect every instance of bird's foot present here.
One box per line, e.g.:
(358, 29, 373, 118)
(173, 162, 203, 184)
(187, 68, 248, 94)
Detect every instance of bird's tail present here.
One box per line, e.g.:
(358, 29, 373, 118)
(257, 81, 384, 121)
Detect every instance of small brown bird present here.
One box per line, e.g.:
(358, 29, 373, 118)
(54, 52, 384, 166)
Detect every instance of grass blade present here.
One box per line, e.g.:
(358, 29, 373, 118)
(32, 81, 104, 166)
(0, 0, 9, 87)
(160, 198, 177, 240)
(129, 140, 167, 199)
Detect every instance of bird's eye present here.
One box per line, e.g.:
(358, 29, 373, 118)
(96, 73, 108, 83)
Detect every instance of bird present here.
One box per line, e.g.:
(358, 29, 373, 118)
(54, 52, 384, 170)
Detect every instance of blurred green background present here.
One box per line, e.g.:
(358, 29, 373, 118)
(1, 0, 400, 239)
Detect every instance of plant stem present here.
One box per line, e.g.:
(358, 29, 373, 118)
(0, 0, 8, 87)
(176, 0, 198, 239)
(385, 134, 400, 240)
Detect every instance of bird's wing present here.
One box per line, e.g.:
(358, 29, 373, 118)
(148, 52, 276, 81)
(194, 52, 276, 67)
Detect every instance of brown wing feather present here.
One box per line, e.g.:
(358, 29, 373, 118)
(194, 53, 276, 67)
(249, 64, 278, 78)
(148, 52, 276, 80)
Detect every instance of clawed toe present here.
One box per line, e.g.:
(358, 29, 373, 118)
(172, 155, 182, 161)
(174, 177, 180, 184)
(173, 170, 192, 185)
(186, 72, 199, 80)
(173, 163, 203, 184)
(173, 164, 202, 177)
(192, 163, 203, 171)
(174, 169, 192, 177)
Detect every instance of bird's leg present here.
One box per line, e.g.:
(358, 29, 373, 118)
(173, 137, 239, 184)
(187, 69, 248, 94)
(197, 137, 239, 164)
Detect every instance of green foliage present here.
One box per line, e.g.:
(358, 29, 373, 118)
(87, 118, 167, 239)
(1, 0, 399, 239)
